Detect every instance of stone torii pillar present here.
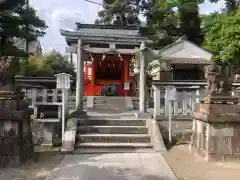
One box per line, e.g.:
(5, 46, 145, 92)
(76, 38, 84, 111)
(139, 41, 146, 113)
(136, 41, 151, 119)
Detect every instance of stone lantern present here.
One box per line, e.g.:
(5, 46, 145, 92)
(55, 73, 71, 143)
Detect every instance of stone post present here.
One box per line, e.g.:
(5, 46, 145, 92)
(153, 85, 161, 119)
(76, 38, 84, 111)
(139, 41, 146, 113)
(135, 42, 151, 119)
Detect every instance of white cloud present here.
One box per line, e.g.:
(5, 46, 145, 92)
(30, 0, 226, 54)
(199, 0, 225, 14)
(51, 7, 83, 29)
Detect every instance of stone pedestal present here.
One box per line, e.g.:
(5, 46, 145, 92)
(0, 87, 32, 167)
(189, 103, 240, 161)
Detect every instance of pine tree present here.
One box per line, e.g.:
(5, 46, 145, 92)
(95, 0, 142, 26)
(0, 0, 47, 56)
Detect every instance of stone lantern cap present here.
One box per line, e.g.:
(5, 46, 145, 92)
(55, 73, 71, 90)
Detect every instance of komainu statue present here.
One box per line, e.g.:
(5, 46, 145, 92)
(204, 61, 237, 104)
(205, 63, 221, 94)
(0, 56, 19, 88)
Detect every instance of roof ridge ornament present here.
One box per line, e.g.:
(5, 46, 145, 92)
(102, 53, 106, 61)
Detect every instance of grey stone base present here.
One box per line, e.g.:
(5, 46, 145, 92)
(70, 110, 87, 118)
(135, 112, 152, 119)
(146, 119, 167, 152)
(61, 118, 79, 153)
(189, 118, 240, 162)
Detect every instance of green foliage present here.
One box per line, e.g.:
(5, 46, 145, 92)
(224, 0, 238, 13)
(95, 0, 142, 26)
(19, 51, 75, 77)
(178, 0, 203, 45)
(204, 10, 240, 67)
(200, 12, 220, 33)
(95, 0, 203, 45)
(148, 0, 180, 46)
(134, 48, 165, 73)
(0, 0, 47, 56)
(206, 0, 238, 13)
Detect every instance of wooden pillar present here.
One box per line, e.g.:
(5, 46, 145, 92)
(123, 55, 130, 96)
(91, 57, 95, 96)
(84, 62, 88, 96)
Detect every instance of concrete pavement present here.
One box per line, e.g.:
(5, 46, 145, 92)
(45, 153, 178, 180)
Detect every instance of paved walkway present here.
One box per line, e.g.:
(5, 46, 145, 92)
(45, 153, 178, 180)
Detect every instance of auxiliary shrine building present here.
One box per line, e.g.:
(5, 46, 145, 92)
(60, 23, 212, 97)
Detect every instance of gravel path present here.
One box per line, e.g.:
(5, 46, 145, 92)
(163, 144, 240, 180)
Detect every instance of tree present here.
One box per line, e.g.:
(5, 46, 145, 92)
(44, 51, 75, 76)
(225, 0, 238, 12)
(142, 0, 203, 46)
(204, 10, 240, 67)
(0, 0, 47, 56)
(206, 0, 238, 13)
(95, 0, 142, 26)
(19, 51, 75, 77)
(200, 12, 220, 34)
(178, 0, 203, 45)
(145, 0, 180, 47)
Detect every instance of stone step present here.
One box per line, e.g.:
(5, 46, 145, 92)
(77, 125, 148, 134)
(94, 96, 126, 100)
(93, 105, 123, 110)
(86, 109, 127, 112)
(76, 133, 151, 143)
(93, 102, 125, 106)
(77, 118, 146, 126)
(93, 99, 111, 103)
(73, 147, 154, 153)
(74, 142, 153, 152)
(93, 107, 125, 110)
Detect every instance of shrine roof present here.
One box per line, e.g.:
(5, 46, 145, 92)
(166, 57, 212, 65)
(76, 23, 140, 30)
(60, 23, 149, 45)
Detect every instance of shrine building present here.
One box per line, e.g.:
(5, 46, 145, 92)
(60, 23, 149, 99)
(60, 23, 213, 108)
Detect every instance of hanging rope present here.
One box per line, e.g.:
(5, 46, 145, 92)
(81, 46, 148, 55)
(89, 52, 94, 62)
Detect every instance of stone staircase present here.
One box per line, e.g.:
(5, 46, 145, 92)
(92, 96, 128, 112)
(74, 115, 154, 153)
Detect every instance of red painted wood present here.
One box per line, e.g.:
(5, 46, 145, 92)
(82, 54, 134, 96)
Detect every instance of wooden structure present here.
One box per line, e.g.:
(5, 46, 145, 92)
(149, 38, 213, 81)
(61, 23, 148, 97)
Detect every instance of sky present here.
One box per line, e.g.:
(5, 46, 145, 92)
(29, 0, 225, 54)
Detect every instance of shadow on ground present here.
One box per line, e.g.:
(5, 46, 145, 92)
(0, 152, 64, 180)
(158, 123, 191, 150)
(44, 153, 177, 180)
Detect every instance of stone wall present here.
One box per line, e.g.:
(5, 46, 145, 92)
(0, 91, 33, 167)
(0, 111, 33, 167)
(190, 103, 240, 162)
